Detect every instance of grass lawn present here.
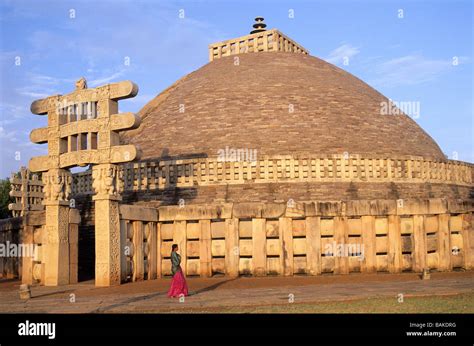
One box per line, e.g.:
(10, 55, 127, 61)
(167, 291, 474, 313)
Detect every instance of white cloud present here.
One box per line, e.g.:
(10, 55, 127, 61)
(0, 126, 17, 142)
(16, 89, 53, 98)
(14, 73, 76, 99)
(89, 69, 127, 87)
(324, 44, 360, 65)
(369, 54, 468, 88)
(0, 103, 29, 119)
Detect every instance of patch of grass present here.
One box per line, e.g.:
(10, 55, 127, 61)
(162, 291, 474, 314)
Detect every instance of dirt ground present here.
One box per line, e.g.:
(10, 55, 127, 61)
(0, 271, 473, 313)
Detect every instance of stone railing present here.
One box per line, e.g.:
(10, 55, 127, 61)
(119, 205, 158, 282)
(209, 29, 309, 61)
(70, 155, 474, 195)
(119, 199, 473, 281)
(0, 217, 22, 279)
(3, 198, 472, 284)
(0, 210, 80, 286)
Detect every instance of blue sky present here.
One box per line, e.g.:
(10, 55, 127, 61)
(0, 0, 472, 177)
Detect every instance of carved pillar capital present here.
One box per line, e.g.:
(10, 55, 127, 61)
(42, 168, 72, 206)
(92, 163, 123, 201)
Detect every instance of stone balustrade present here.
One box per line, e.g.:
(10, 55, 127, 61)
(119, 205, 158, 282)
(209, 29, 309, 61)
(0, 210, 80, 285)
(119, 199, 474, 281)
(70, 155, 474, 195)
(0, 217, 22, 279)
(3, 198, 472, 284)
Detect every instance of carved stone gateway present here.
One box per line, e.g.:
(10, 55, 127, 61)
(29, 78, 141, 286)
(8, 167, 44, 217)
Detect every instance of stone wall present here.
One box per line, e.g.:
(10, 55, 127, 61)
(75, 183, 473, 228)
(0, 210, 80, 285)
(123, 182, 472, 208)
(0, 217, 22, 279)
(3, 198, 472, 284)
(20, 211, 45, 284)
(121, 198, 474, 282)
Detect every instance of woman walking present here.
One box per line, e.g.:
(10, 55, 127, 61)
(167, 244, 189, 298)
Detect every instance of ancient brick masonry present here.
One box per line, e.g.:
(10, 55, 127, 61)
(124, 52, 447, 164)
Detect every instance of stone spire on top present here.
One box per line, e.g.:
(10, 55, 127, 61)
(250, 16, 267, 34)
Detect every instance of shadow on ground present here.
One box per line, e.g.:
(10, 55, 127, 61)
(91, 277, 238, 313)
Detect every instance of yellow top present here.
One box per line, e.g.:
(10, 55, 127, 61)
(208, 28, 309, 61)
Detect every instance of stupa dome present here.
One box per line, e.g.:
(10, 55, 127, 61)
(124, 51, 444, 161)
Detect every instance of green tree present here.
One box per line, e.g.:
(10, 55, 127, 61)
(0, 178, 12, 219)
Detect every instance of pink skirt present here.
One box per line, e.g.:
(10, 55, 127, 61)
(167, 269, 189, 298)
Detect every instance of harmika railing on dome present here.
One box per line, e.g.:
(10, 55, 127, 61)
(208, 17, 309, 62)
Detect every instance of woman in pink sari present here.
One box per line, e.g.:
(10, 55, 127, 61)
(167, 244, 189, 298)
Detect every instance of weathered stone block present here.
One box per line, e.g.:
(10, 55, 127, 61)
(375, 217, 388, 235)
(211, 258, 225, 274)
(293, 256, 307, 274)
(186, 222, 200, 240)
(239, 258, 252, 275)
(211, 221, 226, 239)
(160, 223, 174, 240)
(320, 218, 334, 236)
(211, 239, 225, 257)
(186, 240, 200, 257)
(285, 202, 306, 218)
(239, 239, 253, 257)
(266, 239, 280, 256)
(292, 219, 306, 237)
(239, 220, 253, 238)
(186, 259, 200, 276)
(233, 203, 263, 219)
(120, 205, 157, 222)
(293, 238, 306, 255)
(261, 203, 286, 218)
(265, 220, 279, 238)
